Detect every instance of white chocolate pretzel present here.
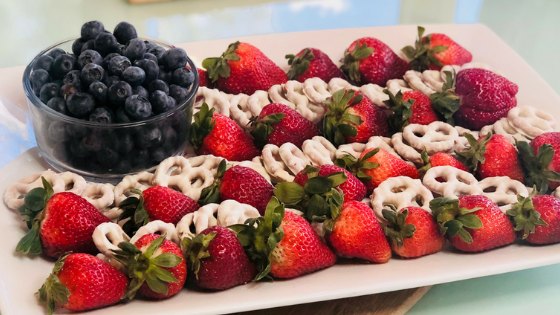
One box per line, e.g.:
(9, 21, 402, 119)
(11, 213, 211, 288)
(386, 79, 412, 95)
(194, 86, 231, 117)
(392, 132, 423, 164)
(130, 220, 179, 245)
(481, 118, 529, 145)
(403, 122, 458, 154)
(422, 70, 445, 92)
(5, 170, 73, 210)
(423, 166, 482, 198)
(454, 126, 479, 153)
(59, 172, 87, 195)
(553, 187, 560, 201)
(93, 222, 130, 272)
(303, 78, 332, 103)
(507, 106, 556, 139)
(360, 84, 389, 108)
(230, 157, 272, 183)
(477, 177, 529, 212)
(261, 143, 310, 182)
(187, 155, 224, 177)
(302, 136, 336, 166)
(152, 156, 215, 201)
(216, 200, 260, 227)
(81, 182, 115, 211)
(176, 203, 219, 240)
(404, 70, 436, 96)
(113, 171, 155, 206)
(335, 142, 366, 159)
(228, 93, 252, 130)
(279, 143, 310, 175)
(153, 156, 192, 187)
(371, 176, 433, 222)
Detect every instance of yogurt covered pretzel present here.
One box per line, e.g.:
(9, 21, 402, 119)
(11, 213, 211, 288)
(507, 105, 556, 139)
(370, 176, 433, 222)
(335, 142, 366, 159)
(113, 171, 155, 206)
(262, 143, 310, 182)
(423, 166, 482, 198)
(81, 182, 115, 211)
(130, 220, 179, 245)
(302, 136, 336, 166)
(403, 121, 459, 154)
(187, 155, 224, 177)
(404, 70, 436, 96)
(360, 84, 389, 108)
(392, 132, 423, 164)
(480, 118, 529, 145)
(194, 86, 231, 117)
(553, 187, 560, 201)
(230, 157, 272, 183)
(477, 177, 529, 212)
(454, 126, 480, 153)
(153, 156, 215, 201)
(303, 77, 332, 103)
(93, 222, 130, 272)
(176, 203, 219, 240)
(216, 200, 260, 227)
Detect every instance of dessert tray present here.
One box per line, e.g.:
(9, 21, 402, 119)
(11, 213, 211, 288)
(2, 24, 560, 315)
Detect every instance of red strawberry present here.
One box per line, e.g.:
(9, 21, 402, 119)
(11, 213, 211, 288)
(383, 206, 445, 258)
(201, 161, 274, 215)
(402, 26, 473, 71)
(16, 179, 110, 258)
(197, 68, 214, 88)
(190, 103, 260, 161)
(250, 103, 319, 148)
(184, 226, 257, 290)
(507, 192, 560, 244)
(285, 48, 345, 83)
(385, 89, 438, 132)
(341, 37, 410, 86)
(113, 234, 187, 300)
(323, 89, 388, 146)
(38, 253, 128, 314)
(460, 133, 524, 182)
(431, 195, 516, 252)
(120, 186, 200, 231)
(203, 41, 287, 95)
(518, 132, 560, 193)
(420, 150, 468, 177)
(233, 198, 336, 280)
(293, 164, 366, 203)
(326, 200, 391, 263)
(357, 148, 420, 191)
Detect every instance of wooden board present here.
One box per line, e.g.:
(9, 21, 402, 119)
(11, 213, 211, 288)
(235, 287, 431, 315)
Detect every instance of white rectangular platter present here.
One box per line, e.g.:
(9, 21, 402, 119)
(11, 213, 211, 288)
(1, 24, 560, 315)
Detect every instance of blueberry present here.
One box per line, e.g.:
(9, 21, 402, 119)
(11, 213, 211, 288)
(147, 79, 169, 95)
(48, 121, 69, 141)
(33, 55, 54, 72)
(30, 69, 51, 96)
(172, 67, 195, 88)
(161, 126, 178, 147)
(82, 133, 103, 151)
(113, 22, 138, 45)
(53, 142, 72, 164)
(150, 147, 168, 164)
(52, 79, 64, 86)
(60, 84, 79, 99)
(124, 38, 146, 62)
(150, 90, 171, 114)
(147, 46, 166, 62)
(52, 54, 77, 79)
(132, 85, 149, 98)
(134, 126, 162, 148)
(167, 95, 177, 109)
(157, 65, 173, 82)
(96, 147, 119, 167)
(162, 48, 188, 70)
(122, 66, 146, 86)
(63, 70, 82, 88)
(94, 32, 118, 57)
(72, 38, 87, 56)
(77, 49, 103, 69)
(143, 53, 158, 64)
(115, 107, 133, 123)
(108, 55, 131, 77)
(46, 97, 67, 114)
(80, 63, 104, 87)
(134, 59, 159, 84)
(81, 39, 96, 54)
(89, 81, 108, 103)
(116, 44, 125, 56)
(114, 159, 132, 173)
(129, 148, 149, 168)
(104, 75, 120, 89)
(69, 138, 92, 158)
(81, 21, 105, 40)
(103, 53, 120, 69)
(125, 95, 152, 120)
(107, 81, 132, 107)
(67, 92, 96, 117)
(169, 84, 189, 104)
(144, 41, 157, 51)
(66, 124, 89, 138)
(47, 48, 65, 60)
(115, 133, 134, 153)
(40, 82, 61, 103)
(89, 106, 114, 123)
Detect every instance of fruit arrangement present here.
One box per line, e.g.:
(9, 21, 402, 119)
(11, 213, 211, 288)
(26, 21, 196, 175)
(6, 24, 560, 314)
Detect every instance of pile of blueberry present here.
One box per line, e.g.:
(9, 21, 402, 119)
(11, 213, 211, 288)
(28, 21, 196, 175)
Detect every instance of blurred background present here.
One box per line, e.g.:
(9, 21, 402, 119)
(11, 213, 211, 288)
(0, 0, 559, 94)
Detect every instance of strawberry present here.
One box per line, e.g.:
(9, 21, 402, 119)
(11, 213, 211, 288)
(38, 253, 128, 314)
(419, 150, 468, 177)
(293, 165, 366, 203)
(517, 132, 560, 193)
(119, 186, 200, 233)
(402, 26, 473, 72)
(383, 206, 445, 258)
(200, 161, 274, 215)
(326, 200, 391, 263)
(507, 191, 559, 244)
(190, 103, 260, 161)
(232, 198, 336, 279)
(113, 234, 187, 300)
(341, 37, 410, 86)
(430, 196, 516, 252)
(460, 133, 524, 182)
(323, 89, 388, 146)
(202, 41, 287, 95)
(384, 89, 438, 132)
(197, 68, 214, 88)
(285, 48, 345, 83)
(16, 178, 110, 258)
(250, 103, 319, 148)
(183, 226, 257, 290)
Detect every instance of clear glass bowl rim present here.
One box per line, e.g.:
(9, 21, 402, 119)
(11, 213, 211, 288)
(22, 37, 199, 128)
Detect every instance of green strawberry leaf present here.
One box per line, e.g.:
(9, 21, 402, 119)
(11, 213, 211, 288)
(285, 48, 315, 80)
(203, 41, 240, 82)
(340, 39, 374, 83)
(403, 26, 449, 72)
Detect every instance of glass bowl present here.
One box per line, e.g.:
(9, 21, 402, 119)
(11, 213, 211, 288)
(22, 38, 198, 182)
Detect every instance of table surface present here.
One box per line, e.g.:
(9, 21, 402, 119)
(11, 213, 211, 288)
(1, 0, 560, 314)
